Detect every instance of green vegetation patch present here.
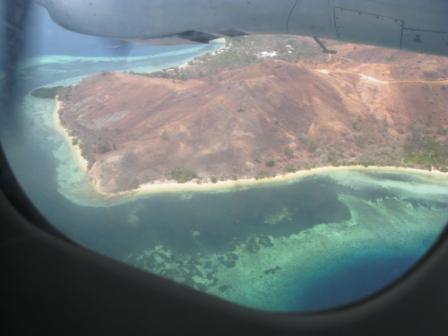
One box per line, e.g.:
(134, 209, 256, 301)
(129, 71, 153, 78)
(284, 148, 294, 159)
(255, 170, 274, 180)
(265, 160, 276, 168)
(303, 138, 318, 153)
(284, 165, 297, 173)
(31, 86, 70, 99)
(404, 131, 448, 171)
(168, 169, 198, 183)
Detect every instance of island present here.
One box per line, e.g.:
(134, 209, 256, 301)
(50, 35, 448, 195)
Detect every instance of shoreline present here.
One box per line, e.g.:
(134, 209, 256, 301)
(178, 37, 227, 70)
(52, 98, 89, 173)
(121, 165, 448, 198)
(53, 99, 448, 201)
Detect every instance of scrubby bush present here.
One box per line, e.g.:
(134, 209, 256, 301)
(404, 130, 448, 168)
(255, 170, 270, 180)
(285, 165, 297, 173)
(31, 86, 70, 99)
(303, 138, 318, 153)
(265, 160, 275, 168)
(168, 169, 198, 183)
(284, 148, 294, 159)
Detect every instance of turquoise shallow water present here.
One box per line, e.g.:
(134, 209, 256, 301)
(2, 10, 448, 311)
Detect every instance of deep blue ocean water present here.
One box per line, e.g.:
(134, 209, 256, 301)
(1, 4, 448, 312)
(291, 250, 419, 311)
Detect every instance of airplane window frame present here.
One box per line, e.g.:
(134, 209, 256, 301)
(2, 1, 448, 333)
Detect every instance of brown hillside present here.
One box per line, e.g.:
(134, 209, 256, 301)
(58, 58, 448, 193)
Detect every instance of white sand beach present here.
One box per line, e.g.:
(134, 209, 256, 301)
(53, 98, 89, 173)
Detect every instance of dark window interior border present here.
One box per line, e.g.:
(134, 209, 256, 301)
(2, 1, 448, 334)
